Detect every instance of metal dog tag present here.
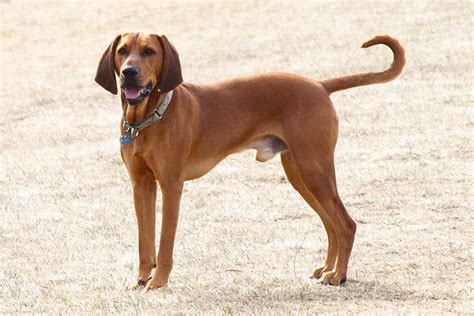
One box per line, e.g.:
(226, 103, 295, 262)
(120, 134, 133, 145)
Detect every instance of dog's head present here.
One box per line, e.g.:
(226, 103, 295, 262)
(95, 32, 182, 106)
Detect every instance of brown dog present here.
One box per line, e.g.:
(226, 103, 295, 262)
(95, 32, 405, 290)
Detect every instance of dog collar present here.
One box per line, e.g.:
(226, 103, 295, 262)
(121, 90, 173, 144)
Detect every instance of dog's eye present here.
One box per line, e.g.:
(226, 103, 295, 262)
(144, 48, 155, 56)
(117, 47, 127, 56)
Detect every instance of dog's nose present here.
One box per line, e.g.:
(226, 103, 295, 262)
(122, 66, 139, 78)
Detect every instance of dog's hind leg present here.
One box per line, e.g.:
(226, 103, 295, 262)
(290, 150, 356, 286)
(282, 101, 357, 285)
(281, 151, 338, 279)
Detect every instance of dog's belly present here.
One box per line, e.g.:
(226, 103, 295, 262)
(183, 135, 288, 180)
(183, 157, 224, 180)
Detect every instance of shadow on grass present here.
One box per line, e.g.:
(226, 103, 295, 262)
(263, 278, 416, 304)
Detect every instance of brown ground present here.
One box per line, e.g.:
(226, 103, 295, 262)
(1, 0, 472, 313)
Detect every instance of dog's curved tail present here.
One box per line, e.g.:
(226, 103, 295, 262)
(322, 35, 405, 94)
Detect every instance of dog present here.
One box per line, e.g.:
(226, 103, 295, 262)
(95, 32, 405, 291)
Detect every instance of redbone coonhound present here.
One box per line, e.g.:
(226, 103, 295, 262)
(95, 33, 405, 291)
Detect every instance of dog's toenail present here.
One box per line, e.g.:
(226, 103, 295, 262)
(340, 276, 347, 284)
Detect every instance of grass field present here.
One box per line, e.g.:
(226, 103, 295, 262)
(1, 0, 473, 313)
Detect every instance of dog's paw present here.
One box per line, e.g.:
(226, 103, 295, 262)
(319, 271, 347, 286)
(129, 283, 144, 291)
(143, 276, 168, 292)
(310, 265, 333, 279)
(128, 277, 151, 291)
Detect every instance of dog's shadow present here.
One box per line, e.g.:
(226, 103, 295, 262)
(271, 278, 415, 304)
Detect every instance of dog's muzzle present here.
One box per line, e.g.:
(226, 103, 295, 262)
(121, 80, 152, 105)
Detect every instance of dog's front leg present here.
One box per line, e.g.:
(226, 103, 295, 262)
(130, 176, 157, 289)
(144, 180, 183, 291)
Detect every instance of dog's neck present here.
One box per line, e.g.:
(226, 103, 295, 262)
(121, 88, 164, 125)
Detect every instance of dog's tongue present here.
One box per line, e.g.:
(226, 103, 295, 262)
(124, 86, 142, 100)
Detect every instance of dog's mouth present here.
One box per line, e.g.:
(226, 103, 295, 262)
(121, 81, 152, 105)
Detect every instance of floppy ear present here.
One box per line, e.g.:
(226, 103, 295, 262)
(156, 35, 183, 92)
(95, 35, 121, 94)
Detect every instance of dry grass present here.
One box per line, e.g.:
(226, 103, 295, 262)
(1, 0, 473, 313)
